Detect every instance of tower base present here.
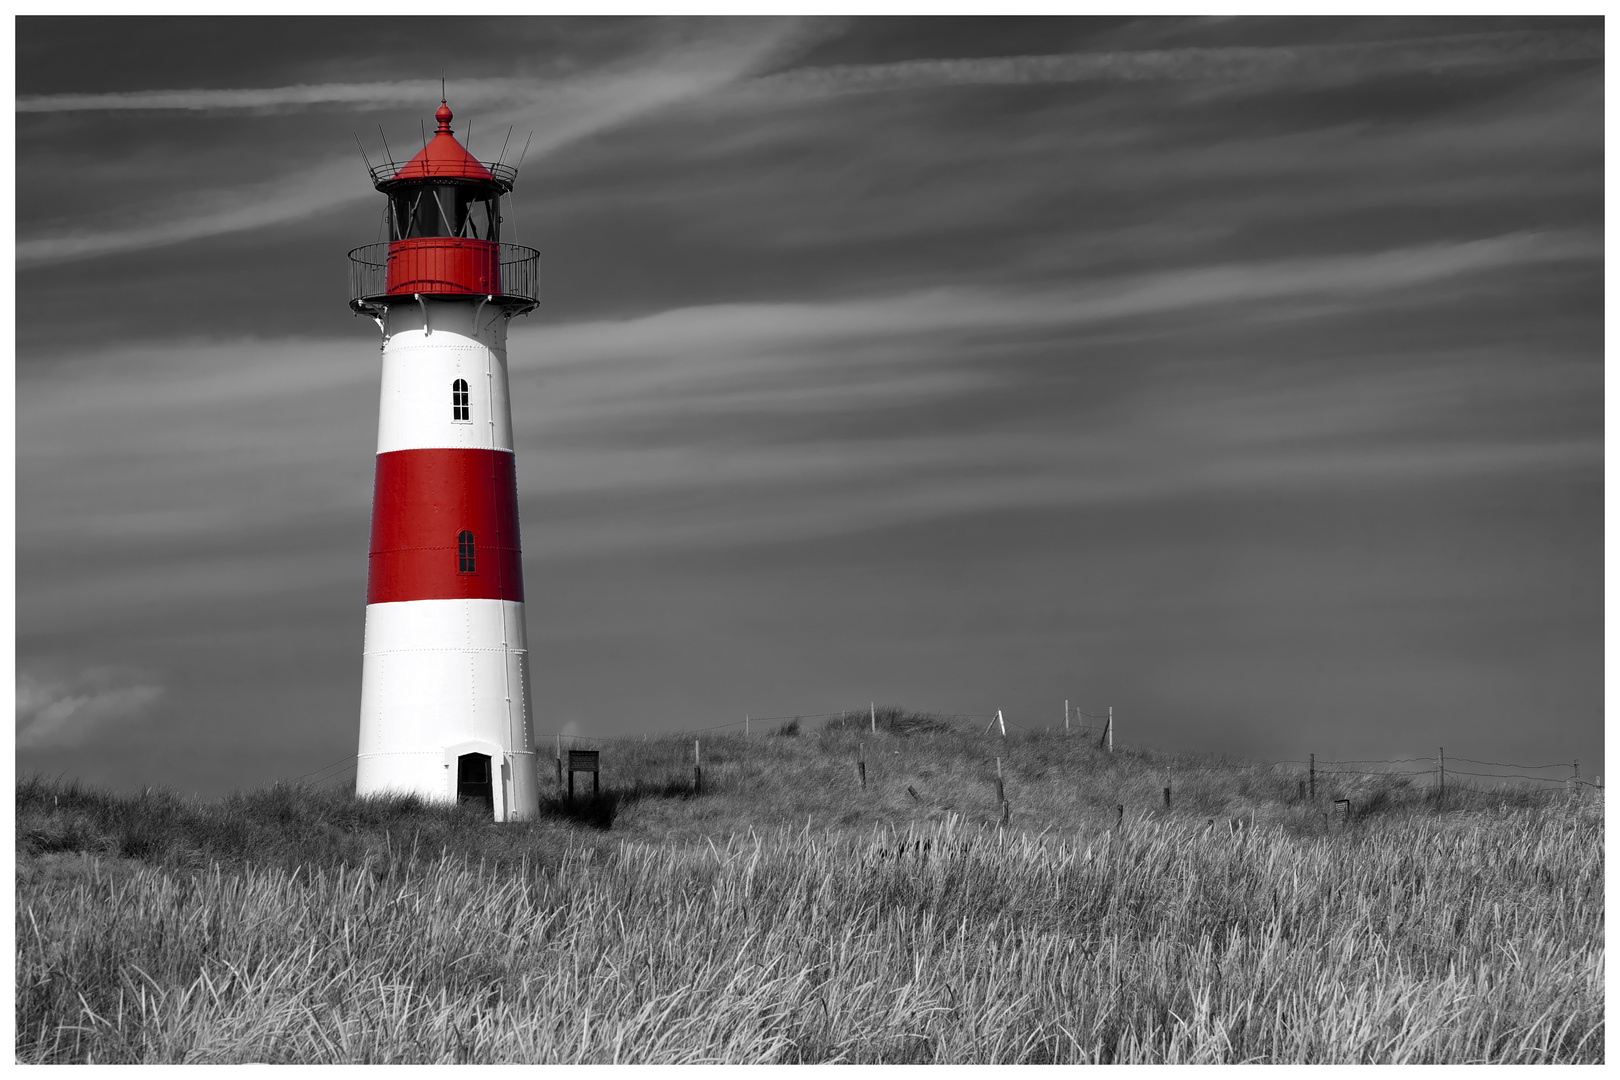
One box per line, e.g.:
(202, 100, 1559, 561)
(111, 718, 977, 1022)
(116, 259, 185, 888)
(356, 597, 537, 821)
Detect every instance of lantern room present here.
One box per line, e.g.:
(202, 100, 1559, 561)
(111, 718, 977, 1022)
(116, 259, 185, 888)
(347, 100, 538, 316)
(377, 102, 509, 243)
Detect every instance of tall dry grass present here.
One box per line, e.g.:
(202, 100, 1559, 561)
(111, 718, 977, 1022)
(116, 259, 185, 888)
(15, 723, 1604, 1063)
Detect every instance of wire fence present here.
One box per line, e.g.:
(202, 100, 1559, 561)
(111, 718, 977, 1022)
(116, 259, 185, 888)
(288, 706, 1598, 797)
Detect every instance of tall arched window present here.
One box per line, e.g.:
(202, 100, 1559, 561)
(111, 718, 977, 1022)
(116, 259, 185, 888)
(452, 379, 470, 421)
(457, 530, 476, 574)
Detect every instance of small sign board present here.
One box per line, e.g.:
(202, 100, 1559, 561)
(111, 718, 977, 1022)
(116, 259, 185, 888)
(565, 749, 600, 800)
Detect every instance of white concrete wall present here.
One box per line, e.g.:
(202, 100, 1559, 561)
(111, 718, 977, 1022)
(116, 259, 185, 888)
(376, 297, 514, 454)
(357, 598, 536, 820)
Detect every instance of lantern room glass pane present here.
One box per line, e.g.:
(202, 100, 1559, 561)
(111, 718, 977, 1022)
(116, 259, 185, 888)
(390, 188, 498, 241)
(413, 185, 472, 238)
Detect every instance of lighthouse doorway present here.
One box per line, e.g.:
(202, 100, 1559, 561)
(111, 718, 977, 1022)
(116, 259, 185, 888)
(456, 753, 494, 818)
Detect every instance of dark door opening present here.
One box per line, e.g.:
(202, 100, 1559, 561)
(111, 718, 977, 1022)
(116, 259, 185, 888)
(457, 753, 494, 819)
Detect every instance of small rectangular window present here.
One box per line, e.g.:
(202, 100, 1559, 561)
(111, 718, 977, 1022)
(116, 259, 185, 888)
(458, 530, 476, 574)
(452, 378, 470, 422)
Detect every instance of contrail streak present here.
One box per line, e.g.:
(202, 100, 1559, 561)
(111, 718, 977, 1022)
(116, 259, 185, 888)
(754, 29, 1601, 96)
(16, 78, 544, 113)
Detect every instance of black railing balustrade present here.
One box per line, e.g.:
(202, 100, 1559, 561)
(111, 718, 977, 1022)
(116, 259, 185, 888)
(347, 244, 389, 306)
(497, 245, 541, 307)
(346, 241, 540, 315)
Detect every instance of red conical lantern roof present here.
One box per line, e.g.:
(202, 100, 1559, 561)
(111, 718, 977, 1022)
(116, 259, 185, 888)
(376, 100, 505, 189)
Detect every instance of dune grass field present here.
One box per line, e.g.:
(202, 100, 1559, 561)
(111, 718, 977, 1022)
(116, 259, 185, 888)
(15, 711, 1604, 1063)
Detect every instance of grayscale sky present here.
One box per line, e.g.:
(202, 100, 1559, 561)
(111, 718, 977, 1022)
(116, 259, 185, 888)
(15, 16, 1604, 797)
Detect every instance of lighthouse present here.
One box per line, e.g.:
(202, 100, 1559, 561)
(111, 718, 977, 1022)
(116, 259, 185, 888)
(347, 99, 540, 821)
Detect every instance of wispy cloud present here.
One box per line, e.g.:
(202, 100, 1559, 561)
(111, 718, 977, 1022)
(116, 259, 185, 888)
(17, 336, 375, 552)
(16, 159, 362, 266)
(753, 29, 1601, 97)
(17, 668, 165, 749)
(16, 23, 808, 267)
(17, 17, 839, 115)
(16, 78, 541, 114)
(493, 229, 1597, 552)
(519, 229, 1596, 379)
(19, 227, 1593, 614)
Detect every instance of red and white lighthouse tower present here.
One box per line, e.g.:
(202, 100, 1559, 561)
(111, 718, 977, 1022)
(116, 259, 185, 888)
(347, 99, 539, 820)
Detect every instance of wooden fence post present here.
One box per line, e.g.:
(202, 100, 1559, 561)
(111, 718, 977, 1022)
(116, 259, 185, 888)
(870, 702, 876, 735)
(998, 710, 1007, 738)
(858, 744, 867, 790)
(1438, 747, 1444, 803)
(555, 733, 563, 785)
(694, 739, 702, 795)
(995, 756, 1005, 806)
(1297, 779, 1305, 802)
(745, 714, 749, 737)
(1107, 707, 1114, 753)
(1065, 699, 1070, 735)
(1308, 753, 1315, 801)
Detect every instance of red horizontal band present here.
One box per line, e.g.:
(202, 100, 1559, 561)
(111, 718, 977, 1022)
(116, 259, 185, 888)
(385, 237, 500, 297)
(368, 448, 524, 604)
